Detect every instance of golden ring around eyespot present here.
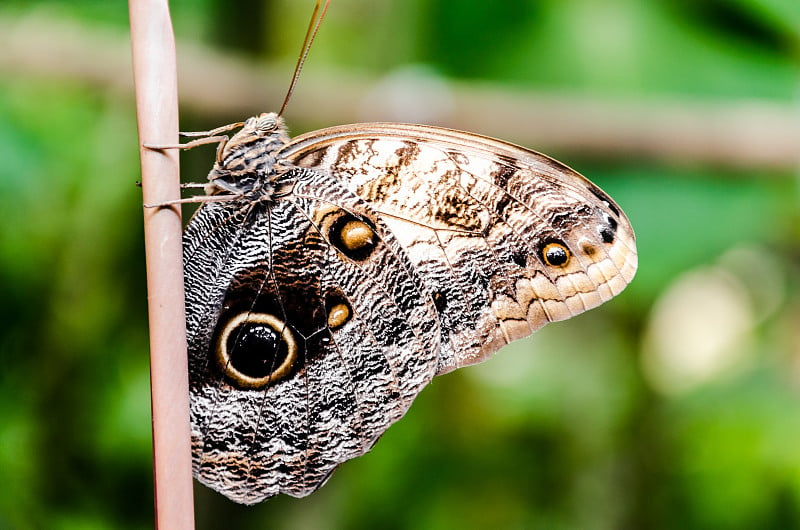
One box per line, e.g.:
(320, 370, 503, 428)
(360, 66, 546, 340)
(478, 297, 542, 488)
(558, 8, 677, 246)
(542, 242, 570, 267)
(216, 312, 297, 389)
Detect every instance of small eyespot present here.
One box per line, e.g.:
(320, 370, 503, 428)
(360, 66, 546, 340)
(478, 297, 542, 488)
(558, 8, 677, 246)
(327, 303, 350, 329)
(542, 242, 570, 267)
(325, 292, 352, 330)
(216, 312, 297, 389)
(329, 215, 378, 261)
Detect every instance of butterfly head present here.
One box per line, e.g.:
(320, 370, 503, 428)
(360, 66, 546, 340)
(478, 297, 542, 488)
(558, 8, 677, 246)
(242, 112, 285, 136)
(207, 113, 291, 196)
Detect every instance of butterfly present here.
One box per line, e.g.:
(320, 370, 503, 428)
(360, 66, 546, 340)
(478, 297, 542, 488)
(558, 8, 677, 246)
(181, 111, 638, 504)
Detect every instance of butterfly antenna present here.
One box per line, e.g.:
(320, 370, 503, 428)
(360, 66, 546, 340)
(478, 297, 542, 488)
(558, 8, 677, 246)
(278, 0, 331, 117)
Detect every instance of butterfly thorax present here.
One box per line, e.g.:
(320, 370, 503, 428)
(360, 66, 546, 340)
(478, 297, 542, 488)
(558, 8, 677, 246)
(207, 112, 291, 197)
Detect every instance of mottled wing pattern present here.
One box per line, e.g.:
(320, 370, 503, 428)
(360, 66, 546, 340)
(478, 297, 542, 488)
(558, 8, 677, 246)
(183, 115, 637, 505)
(281, 123, 637, 374)
(184, 167, 440, 503)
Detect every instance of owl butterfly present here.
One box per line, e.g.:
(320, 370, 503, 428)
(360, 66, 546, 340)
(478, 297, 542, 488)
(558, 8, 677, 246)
(177, 1, 637, 506)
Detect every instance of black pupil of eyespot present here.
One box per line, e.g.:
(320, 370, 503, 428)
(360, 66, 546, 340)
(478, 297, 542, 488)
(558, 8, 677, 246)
(227, 322, 287, 379)
(546, 245, 568, 266)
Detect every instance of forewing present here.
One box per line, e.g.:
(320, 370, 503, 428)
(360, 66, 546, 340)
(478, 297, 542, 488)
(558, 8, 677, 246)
(281, 123, 638, 373)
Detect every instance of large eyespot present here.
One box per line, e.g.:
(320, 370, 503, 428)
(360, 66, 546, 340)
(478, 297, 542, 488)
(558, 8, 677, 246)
(541, 241, 571, 268)
(329, 214, 378, 261)
(216, 312, 297, 389)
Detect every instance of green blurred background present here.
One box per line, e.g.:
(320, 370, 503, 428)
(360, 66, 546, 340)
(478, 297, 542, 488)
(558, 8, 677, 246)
(1, 0, 799, 528)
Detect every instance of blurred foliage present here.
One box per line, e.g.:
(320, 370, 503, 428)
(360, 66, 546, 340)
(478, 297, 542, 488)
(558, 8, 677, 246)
(1, 0, 799, 529)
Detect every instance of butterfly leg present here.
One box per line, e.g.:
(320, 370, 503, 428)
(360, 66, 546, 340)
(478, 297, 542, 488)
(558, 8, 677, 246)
(179, 121, 245, 138)
(143, 117, 246, 150)
(143, 134, 230, 152)
(144, 193, 241, 209)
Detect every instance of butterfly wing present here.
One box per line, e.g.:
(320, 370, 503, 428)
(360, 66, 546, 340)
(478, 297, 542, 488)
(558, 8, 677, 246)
(184, 167, 440, 503)
(280, 123, 638, 374)
(184, 120, 637, 504)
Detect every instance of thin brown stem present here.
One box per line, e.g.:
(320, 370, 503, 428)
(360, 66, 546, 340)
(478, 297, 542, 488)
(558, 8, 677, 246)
(129, 0, 195, 528)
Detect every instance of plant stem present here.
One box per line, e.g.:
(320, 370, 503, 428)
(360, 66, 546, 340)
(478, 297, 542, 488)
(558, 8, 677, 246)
(129, 0, 195, 527)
